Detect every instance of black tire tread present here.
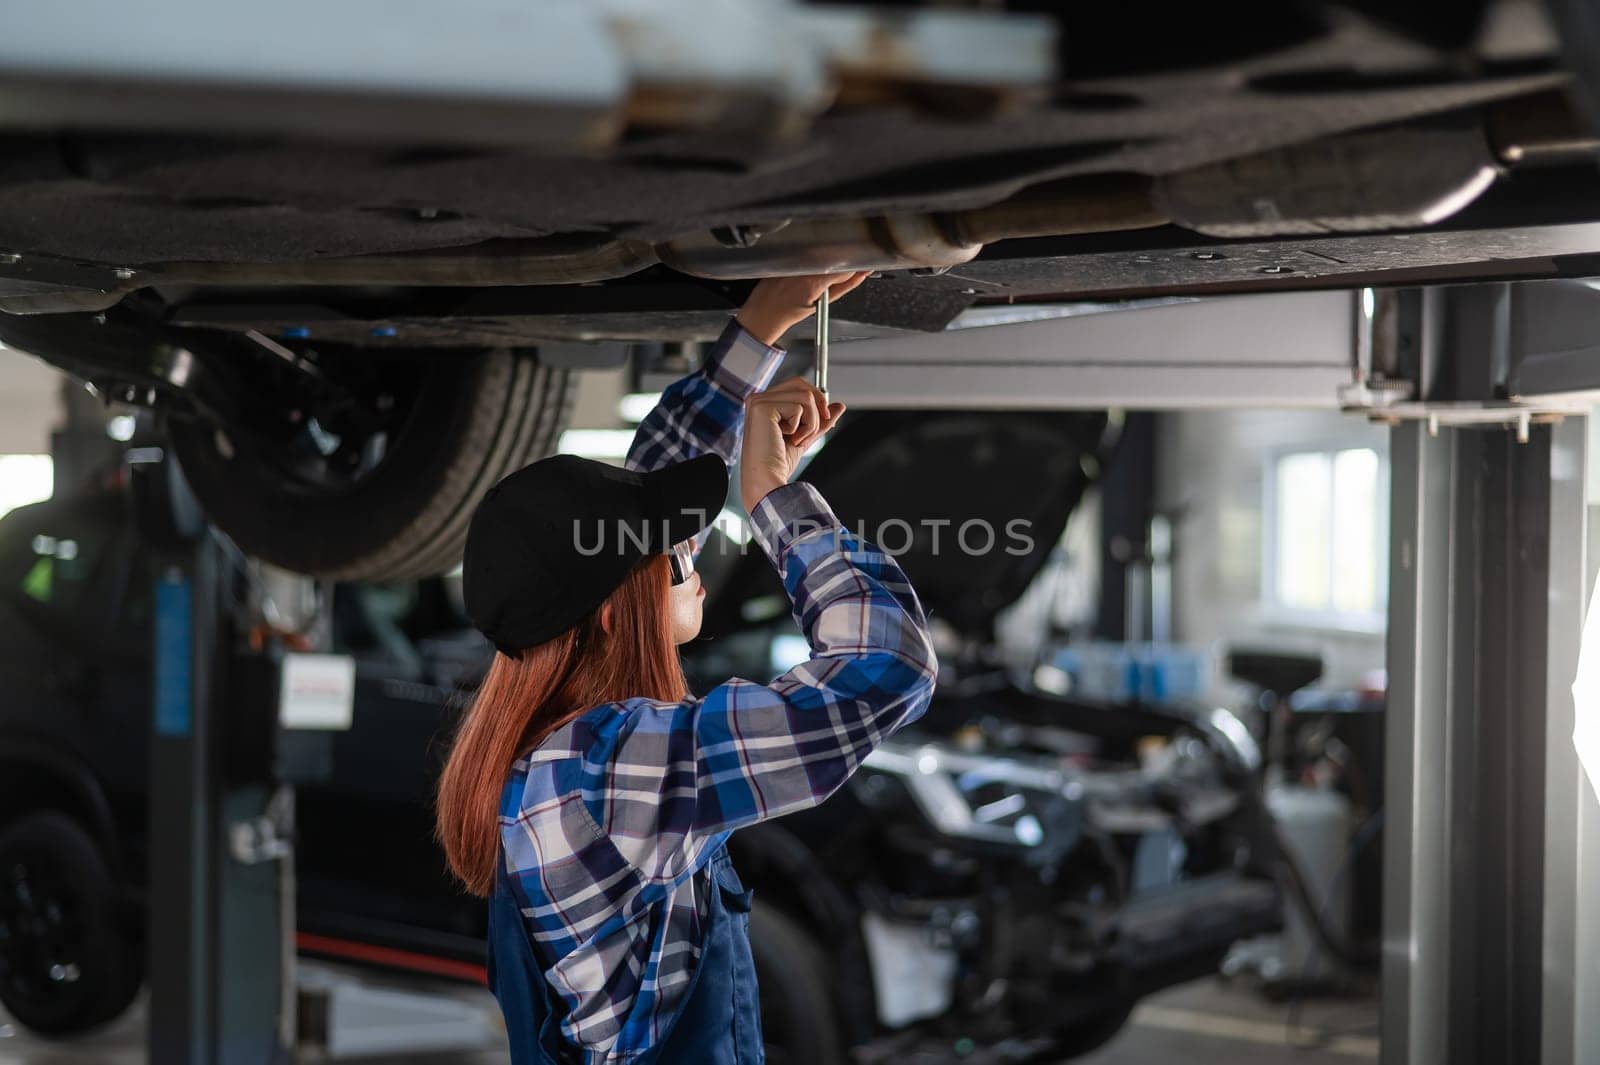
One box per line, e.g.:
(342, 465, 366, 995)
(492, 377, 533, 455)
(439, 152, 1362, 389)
(408, 359, 574, 580)
(170, 350, 573, 581)
(749, 901, 844, 1065)
(1052, 999, 1136, 1059)
(382, 355, 545, 580)
(0, 811, 140, 1036)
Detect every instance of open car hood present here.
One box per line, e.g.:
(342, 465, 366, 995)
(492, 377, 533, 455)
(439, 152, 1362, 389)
(699, 410, 1113, 641)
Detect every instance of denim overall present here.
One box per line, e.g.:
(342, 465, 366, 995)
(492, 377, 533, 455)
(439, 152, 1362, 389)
(487, 844, 765, 1065)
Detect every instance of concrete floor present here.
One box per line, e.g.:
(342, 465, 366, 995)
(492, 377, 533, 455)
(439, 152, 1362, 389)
(0, 971, 1377, 1064)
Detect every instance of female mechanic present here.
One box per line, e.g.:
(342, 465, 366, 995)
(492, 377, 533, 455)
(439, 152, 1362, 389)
(436, 272, 937, 1064)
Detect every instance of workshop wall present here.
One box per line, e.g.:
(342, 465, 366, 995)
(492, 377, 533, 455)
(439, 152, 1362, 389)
(1155, 409, 1389, 700)
(0, 349, 64, 518)
(0, 347, 61, 453)
(570, 365, 626, 431)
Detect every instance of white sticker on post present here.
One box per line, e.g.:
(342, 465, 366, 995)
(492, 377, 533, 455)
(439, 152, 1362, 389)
(280, 653, 357, 731)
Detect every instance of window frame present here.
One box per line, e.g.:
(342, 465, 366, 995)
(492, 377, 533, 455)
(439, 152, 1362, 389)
(1260, 440, 1391, 635)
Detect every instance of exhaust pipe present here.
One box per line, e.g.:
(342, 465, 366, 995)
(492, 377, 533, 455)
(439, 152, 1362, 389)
(657, 175, 1166, 278)
(174, 174, 1166, 286)
(656, 212, 982, 279)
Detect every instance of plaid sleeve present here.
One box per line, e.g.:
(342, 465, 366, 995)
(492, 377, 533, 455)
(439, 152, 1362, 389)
(593, 482, 939, 882)
(624, 318, 785, 474)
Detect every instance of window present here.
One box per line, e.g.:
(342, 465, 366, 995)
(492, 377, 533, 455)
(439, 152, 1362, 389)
(1266, 446, 1387, 628)
(0, 454, 52, 522)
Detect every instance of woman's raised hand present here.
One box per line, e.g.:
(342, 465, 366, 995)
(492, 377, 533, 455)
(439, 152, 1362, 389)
(735, 271, 871, 347)
(740, 376, 845, 514)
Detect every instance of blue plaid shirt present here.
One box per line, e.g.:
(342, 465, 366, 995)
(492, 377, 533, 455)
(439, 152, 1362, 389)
(497, 320, 937, 1063)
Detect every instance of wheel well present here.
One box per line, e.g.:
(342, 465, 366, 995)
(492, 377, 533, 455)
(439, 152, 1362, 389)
(0, 753, 123, 879)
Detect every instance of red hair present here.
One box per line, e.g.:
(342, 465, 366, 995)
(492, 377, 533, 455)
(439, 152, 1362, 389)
(436, 555, 688, 896)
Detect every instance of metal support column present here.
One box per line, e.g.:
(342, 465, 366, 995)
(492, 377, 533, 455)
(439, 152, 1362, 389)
(1379, 276, 1600, 1065)
(148, 535, 224, 1065)
(144, 457, 289, 1065)
(1538, 414, 1600, 1065)
(1383, 420, 1565, 1065)
(1382, 420, 1450, 1065)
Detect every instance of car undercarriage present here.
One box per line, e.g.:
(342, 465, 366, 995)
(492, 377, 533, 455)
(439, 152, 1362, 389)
(0, 0, 1596, 578)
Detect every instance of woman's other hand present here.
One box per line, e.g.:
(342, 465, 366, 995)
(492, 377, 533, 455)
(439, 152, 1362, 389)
(735, 271, 871, 347)
(740, 377, 845, 513)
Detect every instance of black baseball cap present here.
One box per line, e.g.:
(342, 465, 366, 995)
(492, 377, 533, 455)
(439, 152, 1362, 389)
(462, 453, 727, 654)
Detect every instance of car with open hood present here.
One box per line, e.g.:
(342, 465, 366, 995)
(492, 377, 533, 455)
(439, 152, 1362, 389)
(1, 0, 1599, 579)
(682, 408, 1282, 1061)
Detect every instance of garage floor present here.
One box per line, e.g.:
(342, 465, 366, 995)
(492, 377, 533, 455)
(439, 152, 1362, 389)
(0, 972, 1377, 1065)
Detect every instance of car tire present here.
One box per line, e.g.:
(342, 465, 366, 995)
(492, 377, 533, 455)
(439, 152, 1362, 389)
(0, 812, 141, 1036)
(1051, 999, 1136, 1059)
(169, 350, 573, 581)
(749, 901, 844, 1065)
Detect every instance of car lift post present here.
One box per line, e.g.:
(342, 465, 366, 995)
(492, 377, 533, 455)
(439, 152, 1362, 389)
(1377, 284, 1600, 1065)
(142, 459, 291, 1065)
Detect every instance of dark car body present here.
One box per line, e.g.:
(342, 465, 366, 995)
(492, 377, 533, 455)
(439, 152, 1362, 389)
(0, 486, 492, 975)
